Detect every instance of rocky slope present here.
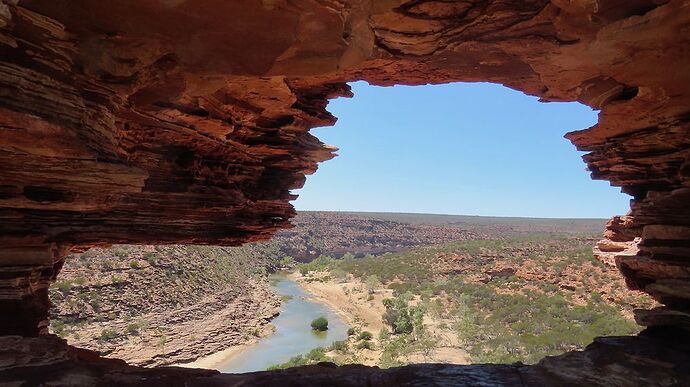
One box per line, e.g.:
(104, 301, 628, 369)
(272, 211, 604, 261)
(275, 212, 479, 261)
(49, 245, 280, 366)
(427, 236, 656, 315)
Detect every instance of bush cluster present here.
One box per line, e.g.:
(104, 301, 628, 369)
(311, 316, 329, 331)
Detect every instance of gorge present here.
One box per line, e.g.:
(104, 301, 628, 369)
(1, 0, 690, 385)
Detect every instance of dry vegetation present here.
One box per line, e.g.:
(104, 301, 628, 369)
(51, 212, 648, 368)
(277, 234, 654, 368)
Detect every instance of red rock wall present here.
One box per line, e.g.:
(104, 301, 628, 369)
(2, 333, 689, 386)
(0, 0, 688, 335)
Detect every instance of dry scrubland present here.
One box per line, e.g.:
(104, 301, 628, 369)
(50, 212, 653, 368)
(280, 234, 654, 369)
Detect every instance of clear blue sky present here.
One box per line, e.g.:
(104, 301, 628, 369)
(292, 81, 630, 219)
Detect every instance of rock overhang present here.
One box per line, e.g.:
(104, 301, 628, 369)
(0, 0, 688, 357)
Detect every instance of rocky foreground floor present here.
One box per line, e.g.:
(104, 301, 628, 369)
(1, 329, 688, 387)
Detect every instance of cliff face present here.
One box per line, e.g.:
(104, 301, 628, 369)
(0, 0, 689, 379)
(49, 245, 280, 367)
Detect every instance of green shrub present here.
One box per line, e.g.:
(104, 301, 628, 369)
(330, 268, 347, 282)
(365, 275, 380, 292)
(311, 316, 329, 331)
(306, 347, 327, 361)
(126, 323, 141, 335)
(89, 292, 101, 312)
(113, 247, 128, 258)
(356, 341, 373, 350)
(100, 260, 114, 271)
(347, 327, 358, 336)
(330, 340, 348, 352)
(51, 320, 67, 337)
(143, 252, 157, 265)
(98, 328, 119, 342)
(267, 346, 332, 370)
(54, 280, 73, 295)
(297, 255, 335, 274)
(279, 256, 295, 267)
(358, 331, 373, 341)
(378, 327, 390, 341)
(382, 294, 423, 335)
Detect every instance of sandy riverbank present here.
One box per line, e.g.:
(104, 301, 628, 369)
(175, 324, 274, 369)
(291, 271, 469, 365)
(289, 272, 389, 334)
(181, 272, 468, 369)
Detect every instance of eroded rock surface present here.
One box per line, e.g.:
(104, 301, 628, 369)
(1, 331, 689, 386)
(49, 245, 280, 367)
(0, 0, 689, 384)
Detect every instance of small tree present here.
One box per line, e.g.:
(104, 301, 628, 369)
(383, 293, 422, 335)
(311, 316, 329, 331)
(365, 275, 380, 294)
(279, 256, 295, 268)
(341, 252, 355, 262)
(331, 267, 347, 282)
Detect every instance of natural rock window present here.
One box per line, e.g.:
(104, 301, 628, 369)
(296, 81, 627, 218)
(0, 0, 689, 385)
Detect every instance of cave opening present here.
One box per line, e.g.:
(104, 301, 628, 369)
(2, 0, 689, 384)
(46, 81, 656, 371)
(296, 81, 629, 219)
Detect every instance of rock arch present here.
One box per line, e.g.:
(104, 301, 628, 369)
(0, 0, 689, 384)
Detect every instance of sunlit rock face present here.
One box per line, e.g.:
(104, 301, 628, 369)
(0, 0, 688, 371)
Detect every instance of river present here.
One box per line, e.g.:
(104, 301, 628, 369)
(217, 275, 349, 373)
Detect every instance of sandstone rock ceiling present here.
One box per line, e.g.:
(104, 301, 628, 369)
(0, 0, 689, 337)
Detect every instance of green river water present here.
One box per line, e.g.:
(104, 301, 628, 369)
(217, 275, 349, 372)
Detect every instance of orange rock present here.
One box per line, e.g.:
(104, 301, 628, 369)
(0, 0, 688, 337)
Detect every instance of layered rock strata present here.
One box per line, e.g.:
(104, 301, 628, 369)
(0, 0, 689, 381)
(49, 245, 281, 366)
(1, 331, 688, 386)
(0, 245, 67, 335)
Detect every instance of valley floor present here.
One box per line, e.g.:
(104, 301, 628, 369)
(292, 272, 471, 367)
(272, 234, 654, 368)
(48, 213, 653, 369)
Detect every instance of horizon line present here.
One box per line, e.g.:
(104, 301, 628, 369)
(294, 209, 610, 221)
